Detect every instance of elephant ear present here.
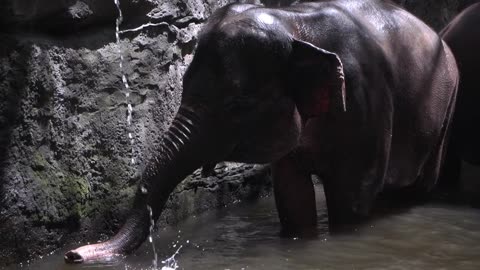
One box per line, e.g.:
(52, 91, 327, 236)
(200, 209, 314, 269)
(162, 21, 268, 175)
(287, 39, 346, 119)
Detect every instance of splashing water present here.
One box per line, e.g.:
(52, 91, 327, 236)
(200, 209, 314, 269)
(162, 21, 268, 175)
(161, 246, 183, 270)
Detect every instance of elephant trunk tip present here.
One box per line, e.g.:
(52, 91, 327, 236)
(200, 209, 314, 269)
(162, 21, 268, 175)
(64, 243, 123, 264)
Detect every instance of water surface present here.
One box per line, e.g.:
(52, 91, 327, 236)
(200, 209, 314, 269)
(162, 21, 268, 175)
(9, 186, 480, 270)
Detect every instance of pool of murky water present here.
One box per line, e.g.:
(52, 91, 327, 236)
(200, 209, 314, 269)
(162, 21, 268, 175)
(8, 186, 480, 270)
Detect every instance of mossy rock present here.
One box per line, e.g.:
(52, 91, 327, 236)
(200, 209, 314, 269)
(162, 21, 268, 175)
(30, 150, 92, 224)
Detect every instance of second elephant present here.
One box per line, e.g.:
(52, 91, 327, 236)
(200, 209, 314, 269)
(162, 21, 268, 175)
(440, 3, 480, 205)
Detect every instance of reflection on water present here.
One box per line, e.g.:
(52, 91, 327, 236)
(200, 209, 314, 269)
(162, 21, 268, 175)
(7, 186, 480, 270)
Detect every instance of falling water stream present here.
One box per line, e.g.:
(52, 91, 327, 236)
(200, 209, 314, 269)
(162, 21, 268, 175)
(113, 0, 167, 268)
(113, 0, 135, 164)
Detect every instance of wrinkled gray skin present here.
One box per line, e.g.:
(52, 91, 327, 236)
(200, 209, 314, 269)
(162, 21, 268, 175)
(65, 0, 458, 263)
(440, 3, 480, 204)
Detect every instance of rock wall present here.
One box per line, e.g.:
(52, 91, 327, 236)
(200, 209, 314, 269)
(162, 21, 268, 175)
(0, 0, 477, 266)
(0, 0, 249, 265)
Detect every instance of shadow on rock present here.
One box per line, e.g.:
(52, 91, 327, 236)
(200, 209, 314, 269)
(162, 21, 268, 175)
(0, 37, 31, 266)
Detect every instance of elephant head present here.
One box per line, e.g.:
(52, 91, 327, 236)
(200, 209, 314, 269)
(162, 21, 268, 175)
(64, 8, 346, 263)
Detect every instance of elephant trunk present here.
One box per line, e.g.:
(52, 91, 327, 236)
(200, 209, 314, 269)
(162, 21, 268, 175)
(65, 105, 216, 263)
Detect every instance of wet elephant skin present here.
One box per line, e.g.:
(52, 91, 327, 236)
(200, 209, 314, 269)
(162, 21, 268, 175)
(440, 3, 480, 205)
(441, 3, 480, 166)
(65, 0, 459, 263)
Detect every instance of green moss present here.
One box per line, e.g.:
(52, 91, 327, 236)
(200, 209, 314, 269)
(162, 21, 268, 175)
(32, 151, 48, 170)
(61, 175, 89, 200)
(60, 174, 90, 217)
(31, 150, 92, 223)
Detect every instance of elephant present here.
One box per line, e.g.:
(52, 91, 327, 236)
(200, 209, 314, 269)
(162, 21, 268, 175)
(440, 3, 480, 205)
(64, 0, 459, 263)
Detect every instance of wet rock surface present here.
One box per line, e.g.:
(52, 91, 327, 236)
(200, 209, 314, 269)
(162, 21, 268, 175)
(0, 0, 477, 266)
(0, 0, 155, 34)
(0, 0, 267, 265)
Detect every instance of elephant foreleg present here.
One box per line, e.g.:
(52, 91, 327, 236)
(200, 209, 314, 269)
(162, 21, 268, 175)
(322, 154, 384, 228)
(322, 178, 371, 227)
(272, 153, 317, 237)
